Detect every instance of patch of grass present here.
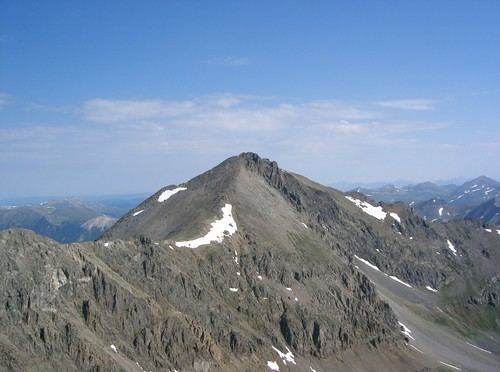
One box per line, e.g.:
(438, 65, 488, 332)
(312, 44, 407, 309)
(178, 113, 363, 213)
(417, 302, 500, 338)
(451, 304, 500, 334)
(287, 232, 331, 263)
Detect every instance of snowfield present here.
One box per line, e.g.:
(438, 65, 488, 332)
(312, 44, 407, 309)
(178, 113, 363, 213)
(425, 285, 438, 293)
(354, 255, 380, 271)
(272, 346, 296, 365)
(345, 196, 386, 220)
(158, 187, 187, 202)
(389, 275, 412, 288)
(398, 321, 415, 341)
(446, 239, 457, 256)
(389, 212, 401, 223)
(345, 196, 401, 223)
(267, 361, 280, 371)
(175, 203, 237, 248)
(132, 209, 144, 216)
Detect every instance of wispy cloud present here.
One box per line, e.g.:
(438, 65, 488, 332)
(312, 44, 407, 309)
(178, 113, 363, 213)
(3, 93, 464, 197)
(375, 99, 437, 111)
(323, 120, 448, 136)
(0, 92, 11, 109)
(82, 95, 381, 132)
(83, 99, 196, 123)
(205, 57, 251, 66)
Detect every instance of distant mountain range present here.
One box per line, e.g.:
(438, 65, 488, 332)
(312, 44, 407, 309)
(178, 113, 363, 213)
(0, 194, 149, 243)
(1, 176, 498, 247)
(353, 176, 500, 225)
(0, 200, 117, 243)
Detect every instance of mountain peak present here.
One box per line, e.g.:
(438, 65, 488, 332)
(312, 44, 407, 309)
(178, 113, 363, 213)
(467, 175, 499, 186)
(237, 151, 262, 162)
(237, 152, 279, 170)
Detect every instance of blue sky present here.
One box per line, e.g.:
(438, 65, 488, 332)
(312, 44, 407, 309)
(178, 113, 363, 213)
(1, 1, 499, 198)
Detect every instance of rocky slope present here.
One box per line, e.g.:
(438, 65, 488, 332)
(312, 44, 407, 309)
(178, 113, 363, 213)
(1, 153, 499, 371)
(0, 225, 406, 371)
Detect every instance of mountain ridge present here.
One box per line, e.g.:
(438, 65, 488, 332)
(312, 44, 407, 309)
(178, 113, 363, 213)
(1, 152, 499, 371)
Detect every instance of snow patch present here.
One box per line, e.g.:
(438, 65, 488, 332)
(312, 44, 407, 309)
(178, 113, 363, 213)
(353, 255, 380, 271)
(483, 228, 492, 233)
(110, 344, 118, 353)
(438, 361, 461, 370)
(229, 287, 239, 292)
(272, 346, 296, 366)
(175, 204, 237, 248)
(438, 207, 443, 216)
(286, 287, 292, 291)
(267, 361, 280, 371)
(345, 196, 387, 220)
(104, 242, 110, 247)
(446, 240, 457, 256)
(389, 212, 401, 223)
(310, 367, 318, 372)
(257, 275, 263, 280)
(465, 342, 492, 354)
(398, 322, 415, 341)
(132, 209, 144, 216)
(389, 275, 412, 288)
(158, 187, 187, 202)
(425, 285, 438, 293)
(301, 222, 308, 229)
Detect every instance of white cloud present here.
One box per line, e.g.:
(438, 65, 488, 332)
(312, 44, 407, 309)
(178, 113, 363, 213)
(82, 96, 379, 132)
(82, 96, 450, 141)
(3, 93, 465, 197)
(375, 99, 437, 111)
(83, 98, 196, 123)
(0, 92, 11, 108)
(205, 57, 251, 66)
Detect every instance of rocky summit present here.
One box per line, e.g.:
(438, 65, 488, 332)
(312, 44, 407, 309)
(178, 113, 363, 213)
(1, 153, 499, 372)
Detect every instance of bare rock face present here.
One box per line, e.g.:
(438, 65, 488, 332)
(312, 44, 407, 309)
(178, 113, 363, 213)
(0, 228, 400, 371)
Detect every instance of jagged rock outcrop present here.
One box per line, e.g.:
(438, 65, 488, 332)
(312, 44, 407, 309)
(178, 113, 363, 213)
(0, 227, 403, 371)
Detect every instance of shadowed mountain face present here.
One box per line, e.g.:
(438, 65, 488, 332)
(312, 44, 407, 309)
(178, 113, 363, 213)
(1, 153, 499, 371)
(465, 197, 500, 225)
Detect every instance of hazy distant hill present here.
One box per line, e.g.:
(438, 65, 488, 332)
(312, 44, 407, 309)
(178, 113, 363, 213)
(0, 193, 151, 243)
(0, 200, 117, 243)
(465, 196, 500, 225)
